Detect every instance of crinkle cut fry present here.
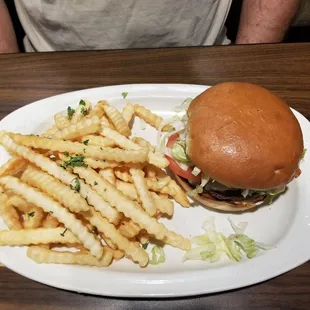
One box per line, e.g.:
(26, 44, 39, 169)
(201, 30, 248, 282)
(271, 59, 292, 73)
(0, 134, 121, 224)
(81, 207, 149, 267)
(81, 135, 115, 147)
(0, 227, 80, 245)
(121, 103, 134, 124)
(100, 127, 168, 168)
(74, 167, 191, 251)
(21, 165, 90, 213)
(46, 116, 100, 140)
(0, 176, 104, 259)
(0, 156, 27, 177)
(0, 191, 22, 230)
(27, 245, 113, 267)
(133, 104, 173, 131)
(103, 103, 131, 137)
(129, 167, 157, 216)
(9, 133, 148, 163)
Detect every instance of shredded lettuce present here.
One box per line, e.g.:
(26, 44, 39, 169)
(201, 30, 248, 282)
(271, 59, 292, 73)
(263, 186, 286, 205)
(156, 177, 170, 189)
(200, 174, 210, 188)
(241, 189, 249, 198)
(228, 217, 247, 234)
(191, 167, 201, 176)
(228, 234, 258, 258)
(175, 160, 191, 171)
(221, 234, 243, 262)
(157, 115, 186, 152)
(173, 97, 192, 112)
(172, 142, 190, 163)
(149, 246, 166, 265)
(157, 98, 191, 153)
(183, 217, 273, 264)
(187, 185, 203, 197)
(266, 186, 286, 196)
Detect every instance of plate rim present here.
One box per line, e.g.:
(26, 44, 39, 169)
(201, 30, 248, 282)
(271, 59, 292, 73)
(0, 83, 309, 298)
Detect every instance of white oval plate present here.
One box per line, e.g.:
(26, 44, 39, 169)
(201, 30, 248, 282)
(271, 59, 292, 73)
(0, 84, 309, 298)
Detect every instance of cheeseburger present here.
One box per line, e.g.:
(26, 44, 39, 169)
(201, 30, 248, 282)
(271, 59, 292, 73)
(165, 82, 304, 211)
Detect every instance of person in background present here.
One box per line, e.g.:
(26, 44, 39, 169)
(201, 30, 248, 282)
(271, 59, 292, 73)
(0, 0, 302, 53)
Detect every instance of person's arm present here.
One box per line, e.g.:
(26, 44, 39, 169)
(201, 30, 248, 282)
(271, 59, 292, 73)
(235, 0, 301, 44)
(0, 0, 19, 53)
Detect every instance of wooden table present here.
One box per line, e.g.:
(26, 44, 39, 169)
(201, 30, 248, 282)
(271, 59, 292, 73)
(0, 43, 309, 309)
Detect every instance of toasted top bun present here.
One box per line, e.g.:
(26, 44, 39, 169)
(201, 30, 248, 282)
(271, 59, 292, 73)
(187, 82, 304, 190)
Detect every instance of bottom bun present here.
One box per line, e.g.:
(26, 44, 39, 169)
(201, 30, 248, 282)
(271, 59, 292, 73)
(174, 175, 265, 212)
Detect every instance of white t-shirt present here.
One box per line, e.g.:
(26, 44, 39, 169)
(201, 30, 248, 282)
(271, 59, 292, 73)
(14, 0, 232, 52)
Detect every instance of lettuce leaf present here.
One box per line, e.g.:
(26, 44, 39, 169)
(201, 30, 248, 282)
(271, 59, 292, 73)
(172, 141, 190, 163)
(183, 217, 273, 264)
(228, 234, 258, 258)
(149, 246, 166, 265)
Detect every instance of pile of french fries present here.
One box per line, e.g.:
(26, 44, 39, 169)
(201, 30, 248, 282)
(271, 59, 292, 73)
(0, 99, 191, 268)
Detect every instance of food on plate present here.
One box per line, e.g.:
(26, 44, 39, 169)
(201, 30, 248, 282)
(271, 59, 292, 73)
(73, 166, 190, 251)
(129, 167, 157, 216)
(102, 102, 131, 137)
(121, 103, 135, 124)
(21, 165, 90, 213)
(45, 116, 101, 140)
(80, 134, 115, 147)
(0, 228, 80, 246)
(100, 126, 169, 168)
(134, 104, 172, 131)
(0, 176, 104, 259)
(183, 217, 273, 263)
(162, 82, 304, 211)
(27, 245, 113, 267)
(98, 168, 116, 185)
(0, 98, 191, 268)
(0, 89, 281, 270)
(8, 134, 149, 163)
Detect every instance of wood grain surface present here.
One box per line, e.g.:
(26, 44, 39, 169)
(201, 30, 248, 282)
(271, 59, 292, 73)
(0, 43, 309, 309)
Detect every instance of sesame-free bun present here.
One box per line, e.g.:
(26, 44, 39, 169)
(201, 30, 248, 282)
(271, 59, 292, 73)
(187, 82, 304, 190)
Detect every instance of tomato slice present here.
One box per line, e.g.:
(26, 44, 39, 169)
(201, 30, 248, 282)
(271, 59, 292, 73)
(165, 155, 201, 181)
(166, 133, 201, 181)
(166, 133, 179, 149)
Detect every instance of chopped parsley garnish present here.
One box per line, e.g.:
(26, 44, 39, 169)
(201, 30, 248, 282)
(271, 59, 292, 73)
(81, 107, 89, 116)
(27, 211, 35, 218)
(83, 139, 89, 145)
(60, 228, 68, 237)
(49, 211, 53, 214)
(83, 148, 86, 153)
(79, 100, 86, 106)
(63, 152, 69, 157)
(121, 92, 128, 99)
(62, 155, 87, 168)
(100, 147, 103, 150)
(70, 178, 81, 193)
(67, 106, 75, 120)
(94, 181, 98, 186)
(141, 242, 149, 250)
